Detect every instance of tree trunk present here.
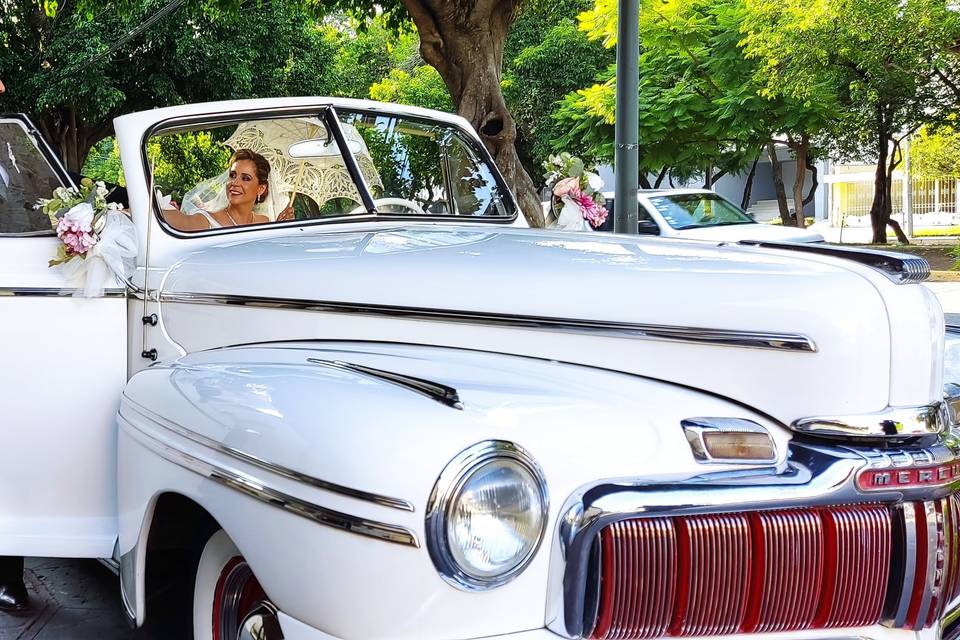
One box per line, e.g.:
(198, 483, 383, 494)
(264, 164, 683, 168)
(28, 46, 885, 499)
(654, 166, 668, 188)
(869, 108, 890, 243)
(638, 173, 652, 189)
(790, 135, 808, 228)
(885, 140, 909, 244)
(767, 143, 791, 225)
(802, 155, 818, 206)
(404, 0, 544, 227)
(40, 110, 102, 174)
(741, 154, 759, 210)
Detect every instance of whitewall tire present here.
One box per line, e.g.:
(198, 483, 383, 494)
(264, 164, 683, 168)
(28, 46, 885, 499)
(193, 529, 279, 640)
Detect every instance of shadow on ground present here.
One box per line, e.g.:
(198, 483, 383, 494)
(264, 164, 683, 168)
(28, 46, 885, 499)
(0, 558, 148, 640)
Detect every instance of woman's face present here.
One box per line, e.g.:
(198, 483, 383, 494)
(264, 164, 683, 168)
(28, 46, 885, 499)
(227, 159, 264, 207)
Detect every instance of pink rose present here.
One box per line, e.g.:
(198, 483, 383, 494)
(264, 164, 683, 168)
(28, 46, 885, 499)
(553, 176, 580, 198)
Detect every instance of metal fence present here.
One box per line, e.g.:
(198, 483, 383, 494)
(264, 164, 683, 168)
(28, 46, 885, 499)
(831, 176, 960, 225)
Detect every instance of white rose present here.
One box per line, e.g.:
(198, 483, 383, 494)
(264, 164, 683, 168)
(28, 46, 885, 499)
(586, 172, 604, 191)
(63, 202, 95, 231)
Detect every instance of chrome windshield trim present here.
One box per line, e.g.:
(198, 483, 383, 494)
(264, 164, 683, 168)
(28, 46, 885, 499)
(792, 403, 945, 439)
(121, 397, 415, 512)
(306, 358, 463, 410)
(0, 287, 126, 298)
(547, 441, 960, 638)
(159, 291, 817, 353)
(738, 240, 930, 284)
(119, 415, 419, 547)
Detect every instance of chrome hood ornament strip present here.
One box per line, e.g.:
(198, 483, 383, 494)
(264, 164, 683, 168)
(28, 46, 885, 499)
(306, 358, 463, 410)
(738, 240, 930, 284)
(160, 291, 817, 353)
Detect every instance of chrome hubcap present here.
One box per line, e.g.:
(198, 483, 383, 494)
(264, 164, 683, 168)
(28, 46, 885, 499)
(212, 557, 275, 640)
(237, 603, 283, 640)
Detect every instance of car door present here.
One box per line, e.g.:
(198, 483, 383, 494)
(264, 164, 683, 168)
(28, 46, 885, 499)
(0, 115, 126, 558)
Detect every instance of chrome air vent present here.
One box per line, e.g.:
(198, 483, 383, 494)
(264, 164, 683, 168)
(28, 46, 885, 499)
(737, 240, 930, 284)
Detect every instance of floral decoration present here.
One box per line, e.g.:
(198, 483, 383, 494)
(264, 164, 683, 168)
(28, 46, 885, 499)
(543, 153, 609, 231)
(36, 178, 138, 297)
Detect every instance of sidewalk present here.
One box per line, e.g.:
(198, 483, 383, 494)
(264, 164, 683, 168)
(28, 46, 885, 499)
(1, 559, 141, 640)
(928, 282, 960, 314)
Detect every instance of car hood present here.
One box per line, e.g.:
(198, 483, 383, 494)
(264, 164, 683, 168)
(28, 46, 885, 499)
(673, 222, 824, 243)
(157, 224, 942, 427)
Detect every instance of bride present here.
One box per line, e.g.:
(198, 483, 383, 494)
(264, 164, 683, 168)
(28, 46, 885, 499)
(162, 149, 294, 231)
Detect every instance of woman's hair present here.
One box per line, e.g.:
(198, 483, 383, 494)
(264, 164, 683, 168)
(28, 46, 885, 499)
(229, 148, 271, 202)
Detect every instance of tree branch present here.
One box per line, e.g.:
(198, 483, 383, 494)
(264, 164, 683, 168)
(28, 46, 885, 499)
(401, 0, 450, 83)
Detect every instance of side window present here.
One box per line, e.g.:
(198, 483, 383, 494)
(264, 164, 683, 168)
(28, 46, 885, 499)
(338, 110, 515, 218)
(0, 121, 65, 234)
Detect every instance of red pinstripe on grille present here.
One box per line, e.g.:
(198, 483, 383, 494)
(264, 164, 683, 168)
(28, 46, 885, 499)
(590, 505, 895, 639)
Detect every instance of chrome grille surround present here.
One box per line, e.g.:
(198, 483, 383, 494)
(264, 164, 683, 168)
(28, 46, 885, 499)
(547, 441, 960, 639)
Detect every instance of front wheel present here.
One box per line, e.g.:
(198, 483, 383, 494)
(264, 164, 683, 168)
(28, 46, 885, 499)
(193, 529, 282, 640)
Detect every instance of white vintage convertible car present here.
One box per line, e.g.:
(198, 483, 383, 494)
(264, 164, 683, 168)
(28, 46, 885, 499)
(2, 98, 960, 640)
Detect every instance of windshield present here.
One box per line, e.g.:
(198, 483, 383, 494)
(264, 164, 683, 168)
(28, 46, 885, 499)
(0, 120, 65, 234)
(648, 193, 754, 230)
(149, 108, 515, 234)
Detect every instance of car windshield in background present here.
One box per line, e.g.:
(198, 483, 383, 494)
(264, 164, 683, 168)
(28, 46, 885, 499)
(649, 193, 754, 230)
(0, 120, 64, 234)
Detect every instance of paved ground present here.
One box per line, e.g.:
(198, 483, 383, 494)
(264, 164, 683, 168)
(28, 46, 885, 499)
(1, 558, 140, 639)
(929, 282, 960, 314)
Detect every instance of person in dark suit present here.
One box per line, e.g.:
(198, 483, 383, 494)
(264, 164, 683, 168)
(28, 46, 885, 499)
(0, 557, 28, 610)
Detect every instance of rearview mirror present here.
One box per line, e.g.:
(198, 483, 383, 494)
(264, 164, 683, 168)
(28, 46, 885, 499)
(288, 137, 363, 158)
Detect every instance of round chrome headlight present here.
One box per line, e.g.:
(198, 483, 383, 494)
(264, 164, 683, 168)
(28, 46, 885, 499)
(426, 441, 548, 590)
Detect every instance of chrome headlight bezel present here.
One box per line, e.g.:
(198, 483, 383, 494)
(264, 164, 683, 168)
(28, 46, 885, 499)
(425, 440, 549, 591)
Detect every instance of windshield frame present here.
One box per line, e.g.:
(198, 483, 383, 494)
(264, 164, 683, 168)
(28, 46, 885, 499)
(647, 192, 755, 231)
(0, 114, 75, 237)
(142, 104, 519, 239)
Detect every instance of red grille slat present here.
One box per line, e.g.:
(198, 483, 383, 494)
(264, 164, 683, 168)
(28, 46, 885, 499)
(593, 519, 677, 639)
(814, 505, 891, 628)
(753, 509, 822, 633)
(671, 514, 750, 636)
(590, 504, 899, 639)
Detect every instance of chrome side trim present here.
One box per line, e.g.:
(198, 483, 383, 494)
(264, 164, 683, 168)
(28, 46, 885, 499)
(738, 240, 930, 284)
(792, 403, 945, 439)
(121, 397, 414, 512)
(159, 291, 817, 353)
(917, 501, 940, 628)
(306, 358, 463, 410)
(0, 287, 126, 298)
(119, 416, 420, 548)
(892, 502, 920, 627)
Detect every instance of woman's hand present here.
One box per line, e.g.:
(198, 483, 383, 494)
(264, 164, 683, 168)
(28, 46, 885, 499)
(276, 205, 295, 222)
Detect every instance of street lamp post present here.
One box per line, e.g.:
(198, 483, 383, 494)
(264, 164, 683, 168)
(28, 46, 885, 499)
(614, 0, 640, 234)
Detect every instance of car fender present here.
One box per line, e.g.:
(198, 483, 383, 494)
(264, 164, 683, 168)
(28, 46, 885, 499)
(117, 341, 791, 639)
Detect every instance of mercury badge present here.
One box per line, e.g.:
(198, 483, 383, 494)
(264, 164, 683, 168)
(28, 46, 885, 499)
(856, 446, 960, 491)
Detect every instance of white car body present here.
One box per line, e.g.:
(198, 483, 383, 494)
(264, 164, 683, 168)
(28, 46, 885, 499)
(604, 188, 825, 243)
(0, 100, 957, 640)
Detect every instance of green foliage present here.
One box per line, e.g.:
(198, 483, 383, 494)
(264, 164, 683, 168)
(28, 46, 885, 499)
(911, 125, 960, 179)
(370, 67, 453, 112)
(148, 131, 232, 202)
(82, 138, 125, 186)
(504, 3, 613, 187)
(554, 0, 802, 182)
(739, 0, 960, 164)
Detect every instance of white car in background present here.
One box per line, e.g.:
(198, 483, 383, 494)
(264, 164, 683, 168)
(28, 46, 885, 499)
(602, 188, 824, 242)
